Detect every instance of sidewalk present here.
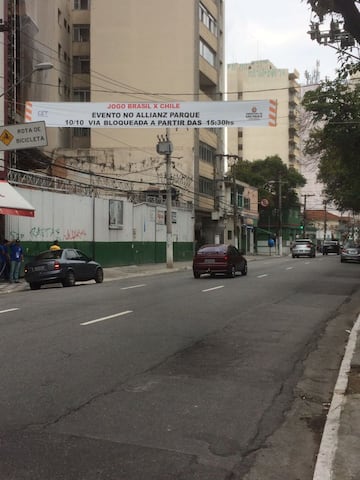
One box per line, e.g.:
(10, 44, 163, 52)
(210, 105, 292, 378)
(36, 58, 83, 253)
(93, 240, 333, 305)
(1, 256, 359, 480)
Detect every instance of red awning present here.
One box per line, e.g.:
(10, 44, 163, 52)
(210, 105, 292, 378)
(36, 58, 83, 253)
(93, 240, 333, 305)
(0, 181, 35, 217)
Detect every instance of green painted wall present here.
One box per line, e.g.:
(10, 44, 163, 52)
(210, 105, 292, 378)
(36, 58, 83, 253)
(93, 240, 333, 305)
(22, 241, 194, 267)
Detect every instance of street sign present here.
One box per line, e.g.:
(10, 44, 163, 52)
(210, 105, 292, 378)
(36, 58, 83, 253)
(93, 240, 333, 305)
(0, 121, 47, 151)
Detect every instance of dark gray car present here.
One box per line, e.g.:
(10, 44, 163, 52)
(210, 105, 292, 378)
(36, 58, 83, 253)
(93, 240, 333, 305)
(24, 249, 104, 290)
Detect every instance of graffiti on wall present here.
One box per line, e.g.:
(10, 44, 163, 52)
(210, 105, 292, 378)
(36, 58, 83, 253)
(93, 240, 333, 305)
(30, 227, 61, 239)
(63, 229, 87, 240)
(9, 227, 87, 241)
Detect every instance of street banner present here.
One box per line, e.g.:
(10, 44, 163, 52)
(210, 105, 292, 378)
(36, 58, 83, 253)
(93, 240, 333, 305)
(25, 100, 277, 129)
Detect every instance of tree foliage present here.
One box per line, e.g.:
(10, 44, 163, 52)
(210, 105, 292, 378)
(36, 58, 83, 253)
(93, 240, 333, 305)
(306, 0, 360, 76)
(307, 0, 360, 42)
(302, 79, 360, 212)
(234, 155, 306, 212)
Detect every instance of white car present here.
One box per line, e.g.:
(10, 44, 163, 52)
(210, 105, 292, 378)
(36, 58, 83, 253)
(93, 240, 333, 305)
(292, 239, 316, 258)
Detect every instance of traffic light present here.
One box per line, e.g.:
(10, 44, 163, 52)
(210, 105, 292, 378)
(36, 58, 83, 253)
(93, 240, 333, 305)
(299, 222, 304, 232)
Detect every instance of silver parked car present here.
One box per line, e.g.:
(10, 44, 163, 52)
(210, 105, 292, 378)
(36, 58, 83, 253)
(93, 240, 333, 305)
(292, 239, 316, 258)
(340, 241, 360, 263)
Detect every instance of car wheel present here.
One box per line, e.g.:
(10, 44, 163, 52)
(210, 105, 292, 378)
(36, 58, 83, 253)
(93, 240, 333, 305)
(62, 270, 75, 287)
(241, 263, 248, 276)
(193, 271, 200, 279)
(29, 282, 41, 290)
(292, 254, 295, 258)
(94, 267, 104, 283)
(228, 265, 236, 278)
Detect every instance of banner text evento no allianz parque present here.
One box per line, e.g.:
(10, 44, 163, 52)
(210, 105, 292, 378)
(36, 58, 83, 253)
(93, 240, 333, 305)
(25, 100, 277, 129)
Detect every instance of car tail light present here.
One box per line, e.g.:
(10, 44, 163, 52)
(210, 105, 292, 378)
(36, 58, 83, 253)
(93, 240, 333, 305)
(54, 261, 61, 270)
(224, 255, 228, 261)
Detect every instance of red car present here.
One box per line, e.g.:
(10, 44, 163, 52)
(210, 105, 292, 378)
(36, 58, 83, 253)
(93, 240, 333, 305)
(193, 244, 247, 278)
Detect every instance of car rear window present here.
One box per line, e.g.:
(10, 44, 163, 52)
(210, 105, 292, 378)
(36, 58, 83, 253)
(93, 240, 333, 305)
(197, 246, 226, 254)
(36, 250, 63, 260)
(344, 242, 358, 248)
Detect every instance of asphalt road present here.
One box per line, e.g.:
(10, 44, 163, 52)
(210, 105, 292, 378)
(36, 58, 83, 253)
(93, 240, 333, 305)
(0, 254, 359, 479)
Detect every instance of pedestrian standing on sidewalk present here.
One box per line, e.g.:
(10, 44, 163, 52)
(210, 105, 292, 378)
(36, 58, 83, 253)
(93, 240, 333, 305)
(0, 239, 10, 281)
(9, 239, 24, 283)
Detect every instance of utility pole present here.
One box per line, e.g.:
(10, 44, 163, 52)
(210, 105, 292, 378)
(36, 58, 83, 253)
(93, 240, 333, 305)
(214, 154, 241, 249)
(267, 176, 285, 255)
(301, 194, 315, 237)
(278, 173, 283, 256)
(323, 200, 328, 241)
(232, 163, 238, 249)
(156, 129, 173, 268)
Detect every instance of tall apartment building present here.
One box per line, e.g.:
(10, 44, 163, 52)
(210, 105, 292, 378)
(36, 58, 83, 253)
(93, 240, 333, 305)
(2, 0, 226, 246)
(0, 0, 71, 172)
(227, 60, 301, 170)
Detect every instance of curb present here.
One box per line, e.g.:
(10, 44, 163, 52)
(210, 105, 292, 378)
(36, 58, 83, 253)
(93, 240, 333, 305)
(312, 313, 360, 480)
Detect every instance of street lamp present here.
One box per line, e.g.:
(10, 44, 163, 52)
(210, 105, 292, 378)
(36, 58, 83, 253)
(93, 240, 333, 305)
(0, 62, 53, 99)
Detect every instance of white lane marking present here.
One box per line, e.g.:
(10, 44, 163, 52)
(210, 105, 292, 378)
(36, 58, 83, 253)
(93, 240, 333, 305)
(81, 310, 133, 326)
(121, 284, 146, 290)
(0, 308, 19, 314)
(286, 267, 293, 270)
(202, 285, 224, 292)
(257, 274, 269, 278)
(312, 313, 360, 480)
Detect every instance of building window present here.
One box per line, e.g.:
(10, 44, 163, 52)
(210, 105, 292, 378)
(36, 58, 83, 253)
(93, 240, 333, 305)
(73, 88, 90, 102)
(58, 43, 62, 58)
(74, 0, 90, 9)
(244, 197, 250, 209)
(199, 141, 215, 164)
(199, 176, 214, 196)
(58, 78, 63, 95)
(200, 39, 215, 66)
(231, 191, 243, 208)
(109, 200, 124, 229)
(73, 128, 90, 137)
(58, 8, 61, 24)
(73, 56, 90, 73)
(73, 24, 90, 42)
(199, 3, 218, 36)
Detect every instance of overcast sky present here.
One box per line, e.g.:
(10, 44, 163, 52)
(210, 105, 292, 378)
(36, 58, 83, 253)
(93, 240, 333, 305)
(225, 0, 341, 84)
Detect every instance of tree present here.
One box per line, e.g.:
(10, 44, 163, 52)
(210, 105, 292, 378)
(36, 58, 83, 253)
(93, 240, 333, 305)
(302, 79, 360, 212)
(234, 155, 306, 213)
(306, 0, 360, 76)
(307, 0, 360, 43)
